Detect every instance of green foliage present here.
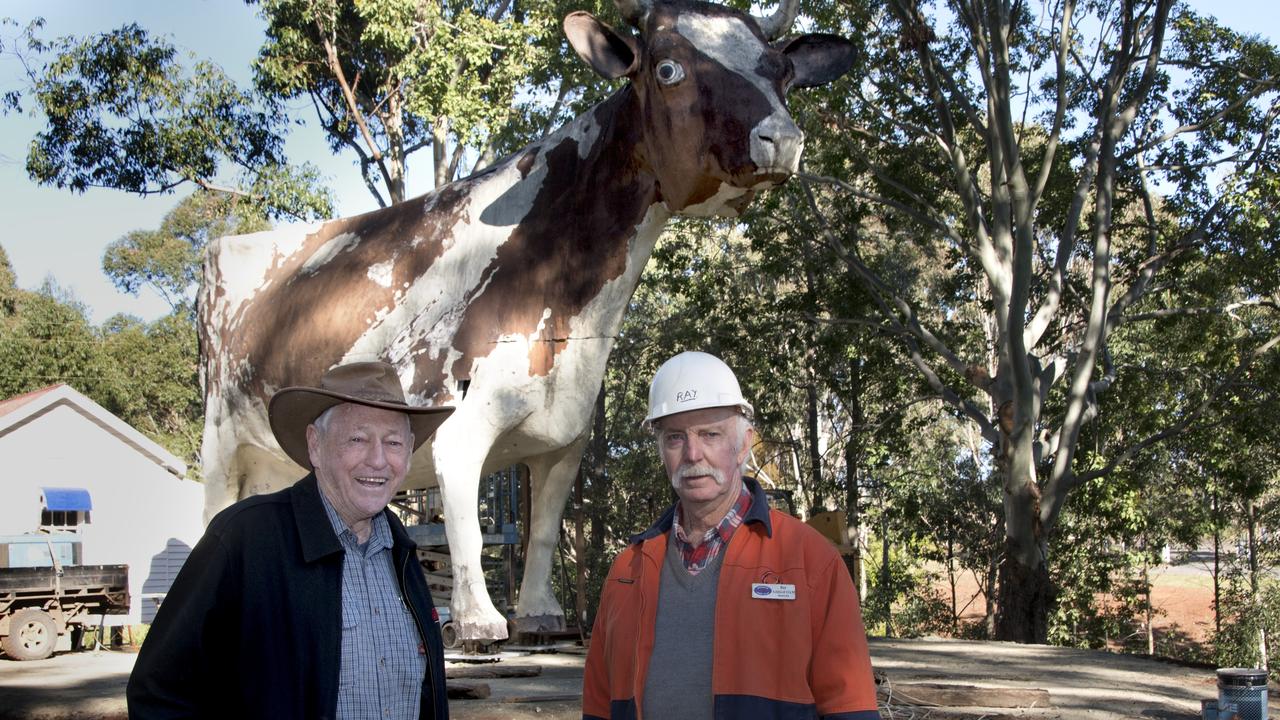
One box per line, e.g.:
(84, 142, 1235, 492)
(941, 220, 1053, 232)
(404, 0, 557, 145)
(11, 21, 332, 220)
(1212, 489, 1280, 674)
(0, 264, 202, 467)
(251, 0, 566, 196)
(1215, 563, 1280, 672)
(97, 312, 203, 464)
(862, 535, 953, 638)
(0, 245, 19, 317)
(0, 279, 101, 400)
(103, 191, 271, 310)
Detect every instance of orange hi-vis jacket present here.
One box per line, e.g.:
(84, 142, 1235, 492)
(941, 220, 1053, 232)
(582, 478, 881, 720)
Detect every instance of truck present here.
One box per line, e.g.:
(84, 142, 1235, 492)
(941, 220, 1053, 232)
(0, 534, 129, 661)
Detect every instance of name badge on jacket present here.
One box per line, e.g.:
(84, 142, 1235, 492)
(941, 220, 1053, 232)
(751, 583, 796, 600)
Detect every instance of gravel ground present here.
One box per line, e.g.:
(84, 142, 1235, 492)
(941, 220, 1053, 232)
(0, 637, 1233, 719)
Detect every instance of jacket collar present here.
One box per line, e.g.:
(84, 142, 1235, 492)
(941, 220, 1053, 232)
(629, 475, 773, 545)
(291, 474, 418, 564)
(292, 474, 345, 563)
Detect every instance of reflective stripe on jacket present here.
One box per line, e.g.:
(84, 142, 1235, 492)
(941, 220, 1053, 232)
(582, 477, 880, 720)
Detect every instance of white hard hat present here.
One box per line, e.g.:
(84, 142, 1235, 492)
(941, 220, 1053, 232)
(644, 351, 754, 428)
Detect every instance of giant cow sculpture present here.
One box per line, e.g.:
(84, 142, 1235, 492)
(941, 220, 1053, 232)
(199, 0, 854, 641)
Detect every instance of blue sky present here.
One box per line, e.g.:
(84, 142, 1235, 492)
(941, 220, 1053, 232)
(0, 1, 1274, 324)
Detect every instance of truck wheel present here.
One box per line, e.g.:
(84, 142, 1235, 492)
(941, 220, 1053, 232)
(2, 609, 58, 661)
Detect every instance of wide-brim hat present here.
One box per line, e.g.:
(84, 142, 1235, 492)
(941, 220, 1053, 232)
(268, 361, 455, 470)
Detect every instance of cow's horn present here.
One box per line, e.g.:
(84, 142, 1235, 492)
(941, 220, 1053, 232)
(755, 0, 801, 40)
(614, 0, 650, 28)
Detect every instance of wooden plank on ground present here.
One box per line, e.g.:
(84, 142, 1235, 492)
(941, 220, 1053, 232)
(497, 693, 582, 704)
(446, 664, 542, 679)
(886, 683, 1051, 708)
(446, 680, 491, 700)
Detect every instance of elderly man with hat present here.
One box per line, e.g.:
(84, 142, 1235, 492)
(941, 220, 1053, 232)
(128, 362, 452, 720)
(581, 351, 880, 720)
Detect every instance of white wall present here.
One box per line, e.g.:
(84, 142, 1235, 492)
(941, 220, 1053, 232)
(0, 403, 205, 625)
(0, 484, 43, 535)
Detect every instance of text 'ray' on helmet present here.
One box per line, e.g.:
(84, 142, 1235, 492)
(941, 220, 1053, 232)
(644, 351, 754, 428)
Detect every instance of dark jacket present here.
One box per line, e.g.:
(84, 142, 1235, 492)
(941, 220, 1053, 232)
(127, 475, 448, 720)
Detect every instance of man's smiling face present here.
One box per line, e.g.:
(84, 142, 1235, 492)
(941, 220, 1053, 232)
(307, 402, 412, 537)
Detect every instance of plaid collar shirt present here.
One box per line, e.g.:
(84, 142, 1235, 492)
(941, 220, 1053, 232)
(320, 491, 426, 720)
(671, 483, 753, 575)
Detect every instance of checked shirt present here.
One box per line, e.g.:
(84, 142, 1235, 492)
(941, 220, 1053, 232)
(321, 492, 426, 720)
(671, 484, 753, 575)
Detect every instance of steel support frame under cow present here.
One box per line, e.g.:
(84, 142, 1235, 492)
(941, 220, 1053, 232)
(198, 0, 854, 641)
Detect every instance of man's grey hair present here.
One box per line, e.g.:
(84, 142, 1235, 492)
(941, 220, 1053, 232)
(311, 403, 413, 439)
(731, 414, 753, 473)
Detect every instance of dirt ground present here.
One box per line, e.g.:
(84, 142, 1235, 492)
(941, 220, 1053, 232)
(0, 636, 1230, 719)
(937, 555, 1217, 656)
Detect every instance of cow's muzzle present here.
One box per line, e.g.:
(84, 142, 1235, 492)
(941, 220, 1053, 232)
(749, 114, 805, 177)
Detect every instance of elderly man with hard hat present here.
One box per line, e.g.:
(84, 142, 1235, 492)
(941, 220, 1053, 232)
(582, 351, 880, 720)
(128, 362, 452, 720)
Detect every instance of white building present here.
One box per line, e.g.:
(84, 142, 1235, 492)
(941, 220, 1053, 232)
(0, 384, 205, 625)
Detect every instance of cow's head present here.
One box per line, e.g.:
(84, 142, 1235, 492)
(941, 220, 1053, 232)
(565, 0, 854, 217)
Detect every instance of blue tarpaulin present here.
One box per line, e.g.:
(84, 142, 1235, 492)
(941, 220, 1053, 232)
(41, 487, 92, 512)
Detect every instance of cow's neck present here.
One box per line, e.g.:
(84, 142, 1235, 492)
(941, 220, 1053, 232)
(527, 85, 662, 230)
(404, 86, 672, 390)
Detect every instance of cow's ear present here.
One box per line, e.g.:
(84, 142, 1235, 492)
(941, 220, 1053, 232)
(778, 33, 856, 89)
(564, 12, 640, 80)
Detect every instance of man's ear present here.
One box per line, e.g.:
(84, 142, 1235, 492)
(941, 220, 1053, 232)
(565, 12, 640, 80)
(778, 33, 856, 89)
(738, 425, 756, 465)
(306, 424, 321, 469)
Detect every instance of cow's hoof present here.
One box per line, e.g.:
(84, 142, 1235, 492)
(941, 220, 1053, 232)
(515, 613, 567, 634)
(455, 617, 511, 642)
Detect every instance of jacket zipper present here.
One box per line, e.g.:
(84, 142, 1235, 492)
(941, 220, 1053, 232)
(398, 549, 436, 720)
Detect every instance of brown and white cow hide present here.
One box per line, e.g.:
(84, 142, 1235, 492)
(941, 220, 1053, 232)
(199, 0, 854, 641)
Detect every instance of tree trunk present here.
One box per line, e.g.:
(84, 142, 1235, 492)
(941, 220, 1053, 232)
(992, 387, 1051, 643)
(1247, 500, 1269, 669)
(844, 412, 862, 593)
(881, 507, 893, 638)
(994, 550, 1052, 643)
(1213, 490, 1221, 637)
(948, 532, 958, 635)
(574, 468, 586, 630)
(984, 543, 998, 639)
(806, 380, 822, 509)
(1152, 538, 1162, 650)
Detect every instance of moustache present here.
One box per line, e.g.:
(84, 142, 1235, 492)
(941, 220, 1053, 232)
(674, 463, 726, 486)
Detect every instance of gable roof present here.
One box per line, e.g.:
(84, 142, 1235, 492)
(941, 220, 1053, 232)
(0, 384, 62, 420)
(0, 384, 187, 478)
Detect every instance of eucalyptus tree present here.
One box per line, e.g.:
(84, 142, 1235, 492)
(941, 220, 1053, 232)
(6, 0, 574, 214)
(5, 19, 332, 220)
(250, 0, 564, 201)
(790, 0, 1280, 641)
(103, 191, 272, 314)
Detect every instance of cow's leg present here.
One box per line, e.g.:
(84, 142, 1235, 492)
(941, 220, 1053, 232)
(514, 433, 589, 634)
(431, 421, 510, 642)
(200, 402, 242, 524)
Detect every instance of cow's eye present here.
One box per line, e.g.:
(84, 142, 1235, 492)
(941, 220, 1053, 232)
(656, 59, 685, 86)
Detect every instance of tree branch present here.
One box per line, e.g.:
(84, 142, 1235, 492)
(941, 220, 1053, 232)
(1072, 330, 1280, 487)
